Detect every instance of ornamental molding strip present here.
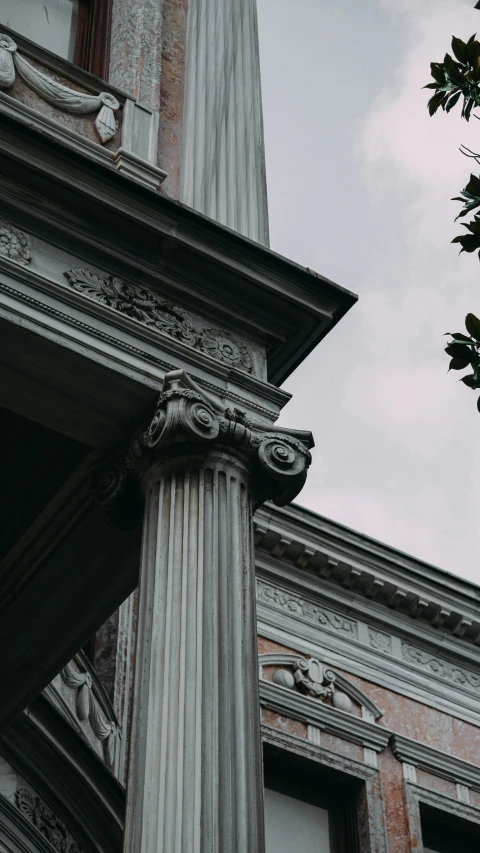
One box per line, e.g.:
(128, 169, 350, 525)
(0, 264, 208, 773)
(95, 369, 313, 527)
(15, 788, 84, 853)
(0, 220, 31, 266)
(256, 577, 359, 641)
(254, 506, 480, 648)
(258, 652, 383, 720)
(259, 679, 391, 753)
(391, 733, 480, 791)
(63, 269, 254, 373)
(401, 643, 480, 695)
(0, 34, 119, 143)
(59, 657, 118, 769)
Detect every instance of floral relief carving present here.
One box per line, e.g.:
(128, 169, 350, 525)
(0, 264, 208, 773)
(0, 220, 31, 266)
(0, 34, 119, 144)
(64, 269, 254, 373)
(368, 628, 392, 655)
(197, 328, 253, 373)
(256, 579, 358, 639)
(401, 643, 480, 694)
(15, 789, 83, 853)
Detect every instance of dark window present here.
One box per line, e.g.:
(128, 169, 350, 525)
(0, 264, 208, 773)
(2, 0, 112, 78)
(263, 742, 360, 853)
(421, 802, 480, 853)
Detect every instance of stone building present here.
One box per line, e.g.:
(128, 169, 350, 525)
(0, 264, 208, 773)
(0, 2, 479, 853)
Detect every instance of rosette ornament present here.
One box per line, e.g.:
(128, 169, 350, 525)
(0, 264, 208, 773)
(96, 370, 313, 525)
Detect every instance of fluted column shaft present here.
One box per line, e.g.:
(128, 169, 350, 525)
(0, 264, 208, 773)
(99, 371, 312, 853)
(124, 448, 263, 853)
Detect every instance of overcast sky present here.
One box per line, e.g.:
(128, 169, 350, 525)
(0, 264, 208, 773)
(257, 0, 480, 582)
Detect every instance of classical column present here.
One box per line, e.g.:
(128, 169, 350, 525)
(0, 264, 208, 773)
(98, 371, 312, 853)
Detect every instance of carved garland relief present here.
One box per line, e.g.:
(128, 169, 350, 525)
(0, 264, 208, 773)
(64, 269, 254, 373)
(0, 34, 119, 144)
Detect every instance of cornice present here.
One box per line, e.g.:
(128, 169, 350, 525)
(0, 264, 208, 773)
(391, 733, 480, 791)
(254, 504, 480, 647)
(259, 680, 391, 752)
(0, 111, 357, 386)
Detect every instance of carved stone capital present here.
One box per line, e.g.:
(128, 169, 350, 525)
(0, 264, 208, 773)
(96, 370, 313, 526)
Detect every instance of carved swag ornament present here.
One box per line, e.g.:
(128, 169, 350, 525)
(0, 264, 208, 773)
(96, 370, 313, 528)
(0, 34, 119, 143)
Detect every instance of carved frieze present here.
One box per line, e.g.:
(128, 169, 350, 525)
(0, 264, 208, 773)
(0, 34, 119, 144)
(64, 269, 255, 373)
(0, 220, 31, 266)
(401, 643, 480, 695)
(15, 788, 83, 853)
(256, 579, 359, 640)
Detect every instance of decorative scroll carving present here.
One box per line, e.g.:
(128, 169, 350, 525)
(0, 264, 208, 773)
(60, 660, 117, 766)
(15, 788, 83, 853)
(256, 579, 359, 639)
(95, 370, 312, 527)
(64, 269, 254, 372)
(401, 643, 480, 695)
(0, 35, 119, 143)
(272, 656, 353, 713)
(0, 220, 31, 266)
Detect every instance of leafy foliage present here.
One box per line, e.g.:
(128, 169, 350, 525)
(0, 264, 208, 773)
(426, 35, 480, 413)
(445, 315, 480, 411)
(424, 35, 480, 120)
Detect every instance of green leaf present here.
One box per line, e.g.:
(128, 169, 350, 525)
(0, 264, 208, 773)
(449, 356, 472, 370)
(448, 332, 473, 342)
(452, 36, 468, 64)
(430, 62, 446, 84)
(460, 374, 478, 387)
(466, 312, 480, 340)
(452, 233, 480, 253)
(428, 91, 449, 116)
(467, 34, 479, 65)
(445, 342, 472, 357)
(445, 91, 462, 112)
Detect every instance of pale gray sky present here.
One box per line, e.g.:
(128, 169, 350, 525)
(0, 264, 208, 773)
(258, 0, 480, 582)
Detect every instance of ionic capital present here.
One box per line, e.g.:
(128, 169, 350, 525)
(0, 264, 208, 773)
(96, 370, 313, 526)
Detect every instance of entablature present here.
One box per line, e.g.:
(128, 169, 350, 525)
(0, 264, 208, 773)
(255, 506, 480, 728)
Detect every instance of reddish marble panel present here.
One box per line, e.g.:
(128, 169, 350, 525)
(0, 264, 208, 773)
(257, 636, 301, 656)
(158, 0, 189, 199)
(378, 747, 411, 853)
(262, 707, 307, 739)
